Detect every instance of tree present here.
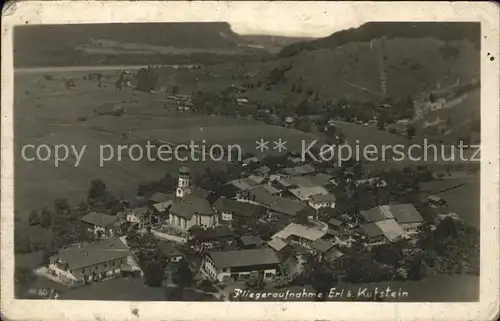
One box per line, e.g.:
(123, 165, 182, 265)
(54, 198, 70, 214)
(39, 207, 52, 228)
(28, 210, 40, 226)
(294, 208, 310, 225)
(310, 261, 336, 301)
(88, 179, 107, 200)
(406, 125, 416, 139)
(135, 68, 157, 92)
(143, 261, 165, 287)
(372, 243, 403, 266)
(407, 257, 423, 281)
(171, 259, 194, 300)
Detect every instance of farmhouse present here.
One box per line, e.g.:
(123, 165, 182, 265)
(80, 212, 119, 239)
(281, 164, 316, 177)
(125, 206, 151, 230)
(360, 204, 423, 235)
(48, 238, 132, 285)
(237, 235, 264, 249)
(272, 222, 327, 248)
(360, 219, 405, 245)
(201, 248, 280, 282)
(157, 241, 184, 263)
(189, 225, 235, 249)
(427, 195, 447, 208)
(213, 198, 266, 225)
(355, 177, 388, 188)
(289, 185, 329, 202)
(308, 193, 336, 210)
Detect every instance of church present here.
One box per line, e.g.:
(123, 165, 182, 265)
(169, 166, 219, 231)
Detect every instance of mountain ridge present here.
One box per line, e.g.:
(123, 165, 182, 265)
(279, 22, 480, 58)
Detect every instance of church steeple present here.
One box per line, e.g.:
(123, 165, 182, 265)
(176, 166, 191, 198)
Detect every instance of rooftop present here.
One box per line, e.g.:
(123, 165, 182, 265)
(310, 239, 336, 253)
(170, 195, 213, 220)
(273, 223, 326, 242)
(81, 212, 117, 228)
(229, 177, 262, 191)
(289, 186, 329, 201)
(191, 225, 234, 241)
(208, 248, 279, 269)
(127, 206, 149, 217)
(360, 219, 404, 242)
(361, 204, 423, 224)
(152, 200, 173, 213)
(267, 238, 289, 251)
(52, 237, 131, 270)
(157, 241, 183, 258)
(282, 164, 316, 176)
(266, 197, 309, 217)
(309, 193, 337, 203)
(327, 218, 343, 227)
(213, 198, 266, 218)
(179, 166, 191, 175)
(239, 235, 264, 247)
(149, 192, 170, 204)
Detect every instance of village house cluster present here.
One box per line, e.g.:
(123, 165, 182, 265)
(40, 148, 460, 291)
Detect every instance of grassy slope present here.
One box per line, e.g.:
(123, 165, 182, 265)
(14, 23, 267, 67)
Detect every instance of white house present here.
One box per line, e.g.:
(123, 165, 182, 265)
(201, 248, 280, 282)
(80, 212, 119, 239)
(125, 206, 151, 229)
(48, 238, 132, 285)
(308, 193, 336, 210)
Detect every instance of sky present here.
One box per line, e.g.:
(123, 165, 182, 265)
(221, 3, 365, 38)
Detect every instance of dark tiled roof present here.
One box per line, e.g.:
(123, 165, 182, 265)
(360, 204, 423, 224)
(170, 195, 213, 219)
(389, 204, 423, 224)
(282, 164, 316, 176)
(192, 225, 234, 241)
(327, 218, 343, 227)
(240, 235, 264, 247)
(208, 248, 279, 269)
(149, 192, 170, 203)
(157, 241, 183, 258)
(52, 237, 131, 270)
(267, 197, 310, 217)
(81, 212, 117, 228)
(213, 198, 266, 218)
(309, 193, 336, 203)
(310, 239, 336, 253)
(360, 222, 384, 238)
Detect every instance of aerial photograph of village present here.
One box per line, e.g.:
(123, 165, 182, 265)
(13, 21, 480, 302)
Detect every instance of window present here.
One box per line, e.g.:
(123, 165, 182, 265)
(95, 266, 98, 270)
(265, 272, 274, 279)
(104, 264, 107, 268)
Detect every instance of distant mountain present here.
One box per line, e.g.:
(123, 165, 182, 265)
(279, 22, 480, 57)
(14, 22, 270, 67)
(241, 35, 315, 53)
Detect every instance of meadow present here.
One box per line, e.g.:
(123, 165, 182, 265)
(14, 71, 320, 216)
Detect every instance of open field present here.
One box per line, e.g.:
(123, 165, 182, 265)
(420, 175, 480, 228)
(14, 71, 322, 215)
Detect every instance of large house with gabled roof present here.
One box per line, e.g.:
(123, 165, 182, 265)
(48, 237, 133, 285)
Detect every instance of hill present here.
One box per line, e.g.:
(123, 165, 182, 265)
(255, 37, 479, 100)
(279, 22, 480, 58)
(14, 23, 270, 67)
(241, 35, 315, 53)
